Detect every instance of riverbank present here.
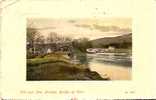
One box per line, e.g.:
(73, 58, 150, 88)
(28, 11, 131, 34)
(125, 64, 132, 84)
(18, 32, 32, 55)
(27, 53, 109, 80)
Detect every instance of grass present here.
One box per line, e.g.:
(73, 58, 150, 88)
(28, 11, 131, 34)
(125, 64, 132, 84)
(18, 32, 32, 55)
(27, 53, 87, 69)
(27, 55, 70, 66)
(27, 53, 109, 80)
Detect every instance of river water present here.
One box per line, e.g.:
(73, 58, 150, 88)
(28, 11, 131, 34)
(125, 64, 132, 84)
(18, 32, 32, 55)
(75, 52, 132, 80)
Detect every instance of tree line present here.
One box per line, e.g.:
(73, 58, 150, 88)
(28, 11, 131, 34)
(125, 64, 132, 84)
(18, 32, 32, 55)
(27, 28, 92, 55)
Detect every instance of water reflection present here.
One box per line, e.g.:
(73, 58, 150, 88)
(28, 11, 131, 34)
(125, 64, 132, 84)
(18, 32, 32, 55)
(87, 53, 132, 67)
(73, 52, 132, 67)
(72, 52, 132, 80)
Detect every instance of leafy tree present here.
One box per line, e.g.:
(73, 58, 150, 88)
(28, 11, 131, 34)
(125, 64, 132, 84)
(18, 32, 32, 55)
(27, 28, 44, 54)
(47, 32, 72, 43)
(72, 38, 92, 52)
(47, 32, 58, 43)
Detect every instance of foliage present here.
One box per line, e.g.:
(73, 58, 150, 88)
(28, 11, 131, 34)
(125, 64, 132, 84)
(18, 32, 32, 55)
(27, 28, 45, 54)
(101, 42, 132, 49)
(47, 32, 72, 43)
(72, 38, 92, 52)
(27, 53, 70, 66)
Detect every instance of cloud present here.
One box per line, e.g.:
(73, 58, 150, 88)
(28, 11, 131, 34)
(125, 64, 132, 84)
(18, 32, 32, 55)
(68, 20, 76, 23)
(75, 24, 92, 29)
(74, 23, 131, 33)
(93, 24, 131, 33)
(27, 18, 132, 40)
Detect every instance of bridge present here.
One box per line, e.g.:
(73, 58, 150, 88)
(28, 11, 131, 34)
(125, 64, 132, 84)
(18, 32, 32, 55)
(27, 42, 73, 55)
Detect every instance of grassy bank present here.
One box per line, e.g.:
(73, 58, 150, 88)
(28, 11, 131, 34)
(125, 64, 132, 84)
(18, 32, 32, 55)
(27, 53, 109, 80)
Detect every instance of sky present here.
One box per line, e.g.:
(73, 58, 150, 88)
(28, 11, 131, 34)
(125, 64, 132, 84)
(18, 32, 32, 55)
(27, 18, 132, 40)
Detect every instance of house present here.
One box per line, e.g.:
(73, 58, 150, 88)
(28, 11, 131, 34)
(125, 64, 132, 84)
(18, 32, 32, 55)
(108, 46, 115, 51)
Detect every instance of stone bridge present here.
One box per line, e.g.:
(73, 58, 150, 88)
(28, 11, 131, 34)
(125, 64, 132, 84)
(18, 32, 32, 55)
(27, 42, 73, 55)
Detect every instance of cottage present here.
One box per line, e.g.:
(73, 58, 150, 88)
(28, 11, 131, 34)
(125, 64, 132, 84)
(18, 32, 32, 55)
(108, 46, 115, 51)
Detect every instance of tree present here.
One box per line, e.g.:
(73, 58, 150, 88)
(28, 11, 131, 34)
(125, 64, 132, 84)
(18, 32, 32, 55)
(47, 32, 72, 43)
(27, 28, 37, 44)
(35, 35, 45, 44)
(27, 28, 44, 54)
(72, 38, 92, 52)
(47, 32, 58, 43)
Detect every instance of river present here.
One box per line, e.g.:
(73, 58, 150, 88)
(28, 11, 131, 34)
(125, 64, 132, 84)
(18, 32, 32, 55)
(74, 52, 132, 80)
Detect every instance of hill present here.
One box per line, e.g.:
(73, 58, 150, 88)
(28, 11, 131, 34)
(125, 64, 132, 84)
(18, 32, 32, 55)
(90, 33, 132, 48)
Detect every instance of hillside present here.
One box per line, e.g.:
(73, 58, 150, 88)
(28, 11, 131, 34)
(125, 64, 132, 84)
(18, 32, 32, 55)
(90, 33, 132, 48)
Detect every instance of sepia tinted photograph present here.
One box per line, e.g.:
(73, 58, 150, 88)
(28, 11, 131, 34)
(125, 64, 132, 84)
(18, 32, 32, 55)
(26, 18, 132, 80)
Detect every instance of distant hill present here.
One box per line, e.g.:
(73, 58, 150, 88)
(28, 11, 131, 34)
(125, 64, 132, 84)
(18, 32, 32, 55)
(90, 33, 132, 48)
